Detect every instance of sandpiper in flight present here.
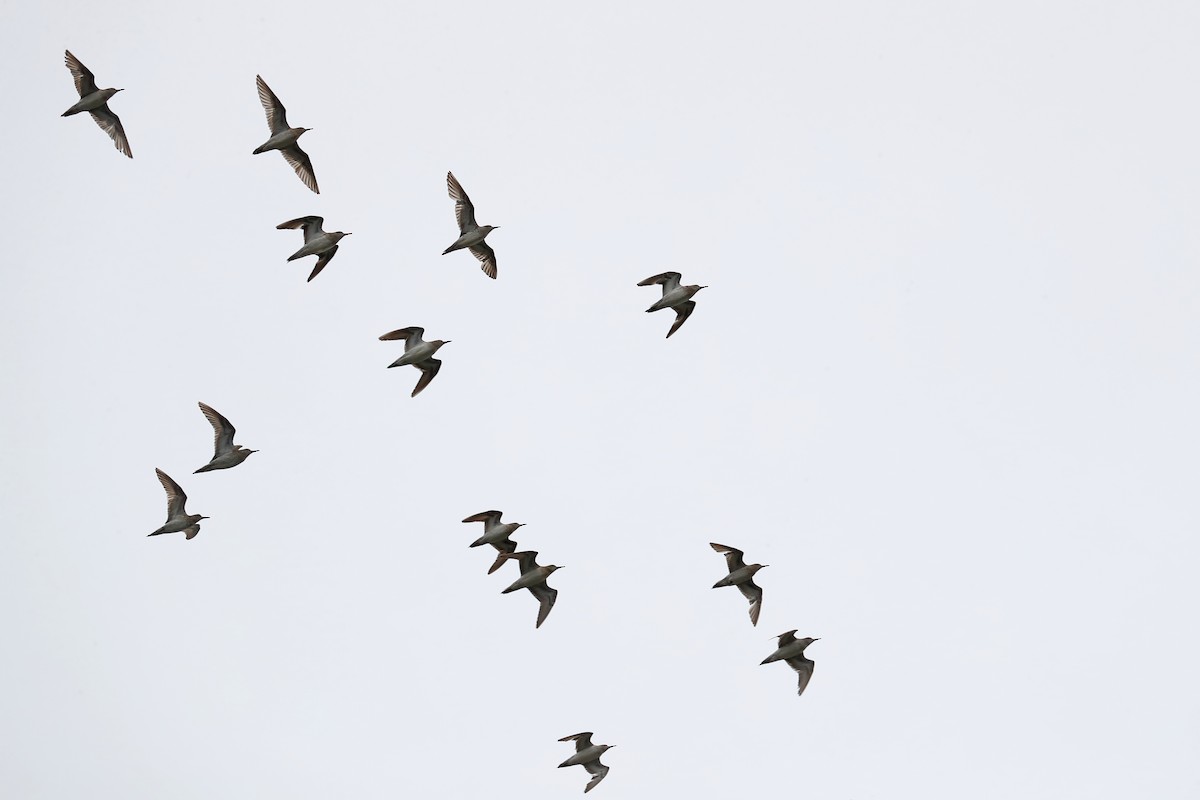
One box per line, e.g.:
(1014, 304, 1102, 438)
(761, 631, 819, 696)
(558, 732, 615, 793)
(194, 402, 257, 473)
(710, 542, 767, 626)
(497, 550, 562, 628)
(443, 171, 499, 278)
(253, 75, 319, 193)
(61, 50, 132, 158)
(276, 216, 351, 281)
(379, 327, 451, 397)
(462, 510, 525, 574)
(148, 469, 208, 540)
(637, 271, 707, 338)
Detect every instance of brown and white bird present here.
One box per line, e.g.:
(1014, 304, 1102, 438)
(61, 50, 132, 158)
(710, 542, 767, 626)
(253, 75, 319, 193)
(148, 469, 208, 540)
(194, 402, 257, 473)
(637, 271, 707, 338)
(497, 550, 563, 628)
(442, 171, 499, 278)
(462, 510, 525, 574)
(276, 216, 351, 281)
(761, 631, 819, 696)
(558, 732, 615, 793)
(379, 327, 451, 397)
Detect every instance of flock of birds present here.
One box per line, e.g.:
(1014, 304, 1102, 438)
(63, 48, 817, 793)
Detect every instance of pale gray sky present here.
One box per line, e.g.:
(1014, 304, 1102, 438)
(3, 1, 1199, 797)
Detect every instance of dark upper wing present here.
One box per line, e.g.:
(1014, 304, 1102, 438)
(379, 326, 424, 342)
(737, 579, 763, 626)
(785, 656, 815, 697)
(198, 402, 236, 457)
(64, 50, 98, 97)
(667, 301, 695, 338)
(447, 171, 477, 232)
(462, 510, 504, 525)
(637, 271, 682, 290)
(155, 468, 187, 518)
(412, 358, 442, 397)
(710, 542, 747, 572)
(307, 245, 337, 281)
(558, 732, 595, 750)
(256, 75, 289, 134)
(529, 582, 558, 628)
(276, 216, 324, 242)
(281, 145, 319, 194)
(501, 550, 540, 574)
(468, 241, 497, 279)
(90, 106, 133, 158)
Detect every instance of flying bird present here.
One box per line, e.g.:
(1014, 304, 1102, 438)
(442, 171, 499, 278)
(710, 542, 767, 626)
(253, 75, 319, 193)
(462, 510, 525, 573)
(558, 732, 615, 793)
(497, 550, 562, 628)
(379, 326, 451, 397)
(61, 50, 132, 158)
(637, 271, 707, 338)
(761, 631, 819, 696)
(148, 469, 208, 540)
(194, 402, 257, 473)
(276, 216, 351, 281)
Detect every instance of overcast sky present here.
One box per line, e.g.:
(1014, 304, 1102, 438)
(3, 1, 1199, 797)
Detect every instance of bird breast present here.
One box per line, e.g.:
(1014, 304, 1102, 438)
(258, 129, 304, 152)
(292, 235, 336, 258)
(70, 90, 116, 113)
(479, 523, 520, 544)
(452, 228, 490, 248)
